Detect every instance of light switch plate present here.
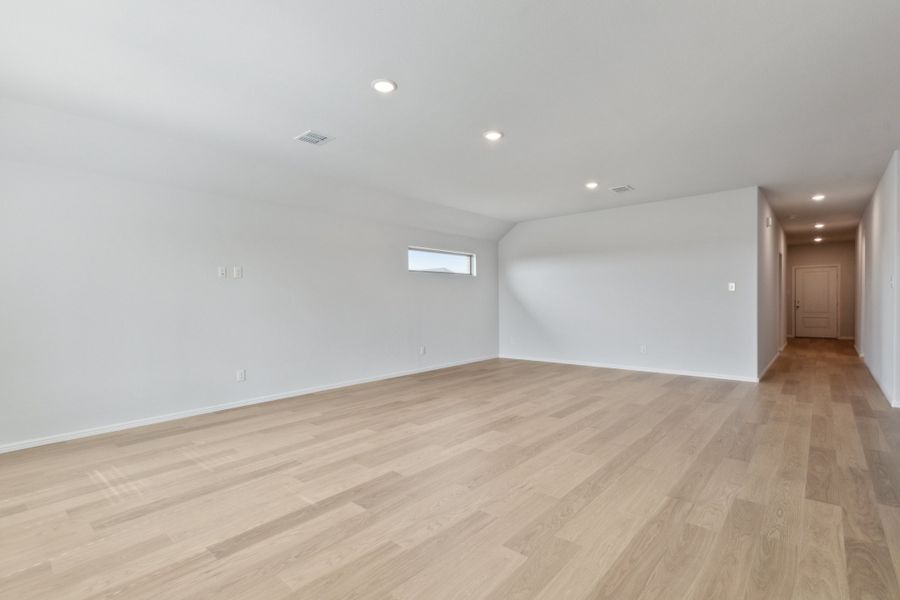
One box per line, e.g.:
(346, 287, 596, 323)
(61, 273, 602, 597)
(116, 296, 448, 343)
(728, 282, 736, 292)
(217, 266, 228, 279)
(232, 266, 243, 279)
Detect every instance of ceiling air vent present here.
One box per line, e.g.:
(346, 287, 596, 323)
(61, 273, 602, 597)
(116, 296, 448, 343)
(294, 130, 333, 145)
(608, 185, 634, 193)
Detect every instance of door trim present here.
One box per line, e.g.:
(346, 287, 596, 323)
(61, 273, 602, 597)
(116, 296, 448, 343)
(792, 263, 841, 338)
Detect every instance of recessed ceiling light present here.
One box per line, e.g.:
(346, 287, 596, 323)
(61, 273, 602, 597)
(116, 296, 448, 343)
(585, 181, 599, 190)
(483, 130, 503, 142)
(371, 79, 397, 94)
(814, 223, 825, 229)
(814, 237, 823, 242)
(812, 194, 825, 201)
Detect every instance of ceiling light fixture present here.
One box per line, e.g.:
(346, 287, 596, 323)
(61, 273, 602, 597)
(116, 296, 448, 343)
(483, 130, 503, 141)
(585, 181, 599, 190)
(371, 79, 398, 94)
(814, 223, 825, 229)
(814, 237, 823, 242)
(812, 194, 825, 201)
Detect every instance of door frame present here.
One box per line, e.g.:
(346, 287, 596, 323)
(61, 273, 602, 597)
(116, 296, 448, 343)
(792, 263, 841, 338)
(778, 252, 784, 349)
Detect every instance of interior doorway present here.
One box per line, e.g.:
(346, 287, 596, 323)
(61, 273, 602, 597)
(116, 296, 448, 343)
(778, 252, 784, 346)
(792, 264, 839, 338)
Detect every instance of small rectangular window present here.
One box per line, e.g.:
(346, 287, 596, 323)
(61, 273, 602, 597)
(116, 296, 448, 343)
(408, 247, 475, 275)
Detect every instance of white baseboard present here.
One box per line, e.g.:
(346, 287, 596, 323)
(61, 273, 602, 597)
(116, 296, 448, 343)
(499, 355, 758, 383)
(758, 351, 781, 380)
(0, 355, 498, 455)
(858, 356, 897, 408)
(874, 376, 898, 408)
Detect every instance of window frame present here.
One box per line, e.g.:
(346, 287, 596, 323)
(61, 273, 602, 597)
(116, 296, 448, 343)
(407, 246, 477, 276)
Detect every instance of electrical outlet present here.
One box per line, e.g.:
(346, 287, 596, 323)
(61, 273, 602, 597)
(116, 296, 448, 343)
(232, 266, 243, 279)
(217, 266, 228, 279)
(419, 346, 427, 356)
(236, 369, 246, 382)
(639, 344, 647, 354)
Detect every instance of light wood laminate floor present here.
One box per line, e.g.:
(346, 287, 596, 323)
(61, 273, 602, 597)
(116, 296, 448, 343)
(2, 340, 900, 599)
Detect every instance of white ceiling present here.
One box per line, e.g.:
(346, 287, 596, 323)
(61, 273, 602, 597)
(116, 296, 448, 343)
(2, 0, 899, 239)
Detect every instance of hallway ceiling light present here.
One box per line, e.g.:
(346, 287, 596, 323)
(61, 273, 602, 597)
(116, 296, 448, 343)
(585, 181, 599, 190)
(814, 237, 823, 242)
(812, 194, 826, 201)
(483, 130, 503, 142)
(814, 223, 825, 229)
(371, 79, 398, 94)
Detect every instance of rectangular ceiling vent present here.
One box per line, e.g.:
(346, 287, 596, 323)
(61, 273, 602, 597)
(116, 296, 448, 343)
(608, 184, 634, 193)
(294, 130, 333, 145)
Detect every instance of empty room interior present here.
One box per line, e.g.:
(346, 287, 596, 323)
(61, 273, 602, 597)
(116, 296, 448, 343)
(3, 2, 900, 599)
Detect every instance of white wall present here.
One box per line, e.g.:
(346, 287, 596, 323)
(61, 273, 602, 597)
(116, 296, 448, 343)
(758, 190, 786, 377)
(857, 221, 865, 357)
(499, 188, 760, 381)
(857, 151, 899, 406)
(0, 159, 499, 450)
(787, 241, 856, 339)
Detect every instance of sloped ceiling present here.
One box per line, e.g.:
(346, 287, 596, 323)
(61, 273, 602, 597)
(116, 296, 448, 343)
(2, 0, 899, 240)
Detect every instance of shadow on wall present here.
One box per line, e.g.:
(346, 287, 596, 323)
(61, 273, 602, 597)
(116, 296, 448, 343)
(498, 186, 760, 381)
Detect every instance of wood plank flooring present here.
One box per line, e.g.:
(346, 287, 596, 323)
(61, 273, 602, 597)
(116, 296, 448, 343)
(2, 339, 900, 599)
